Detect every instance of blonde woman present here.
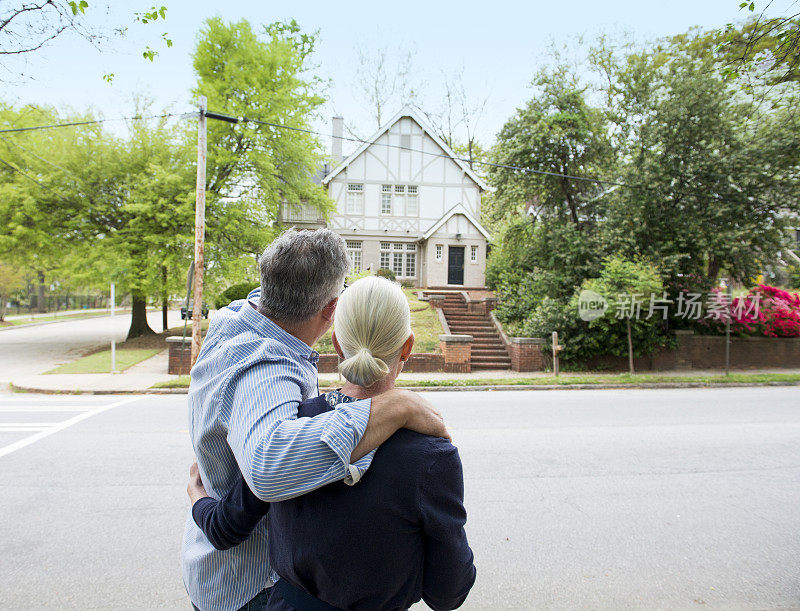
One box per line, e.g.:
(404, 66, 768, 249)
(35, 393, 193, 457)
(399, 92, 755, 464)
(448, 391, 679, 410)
(188, 276, 476, 611)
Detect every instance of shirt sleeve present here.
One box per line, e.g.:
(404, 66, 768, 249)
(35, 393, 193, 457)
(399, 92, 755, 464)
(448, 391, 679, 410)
(227, 358, 375, 502)
(191, 476, 269, 551)
(419, 443, 477, 611)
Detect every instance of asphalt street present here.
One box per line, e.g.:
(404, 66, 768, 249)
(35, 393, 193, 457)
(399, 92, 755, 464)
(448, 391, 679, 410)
(0, 310, 183, 383)
(0, 387, 798, 609)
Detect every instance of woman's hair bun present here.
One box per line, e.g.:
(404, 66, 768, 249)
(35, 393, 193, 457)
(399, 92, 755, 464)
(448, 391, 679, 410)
(338, 347, 390, 388)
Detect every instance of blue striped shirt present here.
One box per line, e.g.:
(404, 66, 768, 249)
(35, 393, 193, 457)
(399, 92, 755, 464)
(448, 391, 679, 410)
(181, 288, 375, 611)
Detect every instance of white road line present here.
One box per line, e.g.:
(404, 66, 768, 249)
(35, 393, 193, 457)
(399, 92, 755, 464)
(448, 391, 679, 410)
(0, 422, 62, 427)
(0, 406, 96, 413)
(0, 396, 146, 459)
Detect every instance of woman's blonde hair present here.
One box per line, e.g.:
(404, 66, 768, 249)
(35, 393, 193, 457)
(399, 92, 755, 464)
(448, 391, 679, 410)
(335, 276, 412, 388)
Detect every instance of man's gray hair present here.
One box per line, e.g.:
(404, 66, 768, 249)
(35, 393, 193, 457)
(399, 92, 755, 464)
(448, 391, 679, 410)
(258, 228, 349, 324)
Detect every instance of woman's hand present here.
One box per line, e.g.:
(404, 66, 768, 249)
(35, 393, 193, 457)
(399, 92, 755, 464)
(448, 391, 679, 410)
(187, 460, 210, 505)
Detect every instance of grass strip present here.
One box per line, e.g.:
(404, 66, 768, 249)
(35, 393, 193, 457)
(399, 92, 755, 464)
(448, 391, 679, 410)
(151, 372, 800, 390)
(47, 348, 161, 374)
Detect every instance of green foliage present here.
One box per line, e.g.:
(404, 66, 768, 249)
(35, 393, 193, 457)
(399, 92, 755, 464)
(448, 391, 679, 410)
(787, 264, 800, 290)
(580, 257, 669, 364)
(488, 64, 614, 230)
(215, 281, 260, 310)
(193, 18, 331, 222)
(0, 262, 24, 321)
(599, 45, 800, 283)
(345, 268, 372, 284)
(376, 268, 396, 281)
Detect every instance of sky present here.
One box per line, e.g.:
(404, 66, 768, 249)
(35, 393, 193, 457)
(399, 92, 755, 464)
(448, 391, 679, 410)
(2, 0, 790, 156)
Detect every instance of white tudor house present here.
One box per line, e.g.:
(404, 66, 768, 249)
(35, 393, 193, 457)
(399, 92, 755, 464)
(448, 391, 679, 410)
(280, 106, 492, 288)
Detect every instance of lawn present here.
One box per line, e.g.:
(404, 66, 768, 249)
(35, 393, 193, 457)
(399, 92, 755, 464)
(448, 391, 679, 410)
(314, 289, 442, 354)
(46, 348, 161, 374)
(151, 371, 800, 390)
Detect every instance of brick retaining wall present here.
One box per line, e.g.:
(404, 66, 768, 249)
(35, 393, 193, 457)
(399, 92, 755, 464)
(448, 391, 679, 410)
(587, 331, 800, 371)
(317, 352, 445, 374)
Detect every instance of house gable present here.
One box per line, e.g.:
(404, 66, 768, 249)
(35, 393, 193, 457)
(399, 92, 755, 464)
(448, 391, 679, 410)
(322, 106, 489, 192)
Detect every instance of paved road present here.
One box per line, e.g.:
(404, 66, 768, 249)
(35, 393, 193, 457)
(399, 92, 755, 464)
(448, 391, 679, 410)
(0, 310, 183, 383)
(0, 387, 798, 609)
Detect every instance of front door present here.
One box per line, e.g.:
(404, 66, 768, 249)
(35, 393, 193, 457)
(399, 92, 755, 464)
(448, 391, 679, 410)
(448, 246, 465, 285)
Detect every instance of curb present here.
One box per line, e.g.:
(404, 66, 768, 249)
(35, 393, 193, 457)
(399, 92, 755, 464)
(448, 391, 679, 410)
(10, 380, 800, 395)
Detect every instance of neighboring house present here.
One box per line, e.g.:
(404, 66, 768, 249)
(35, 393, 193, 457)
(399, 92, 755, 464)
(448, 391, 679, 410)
(280, 106, 491, 288)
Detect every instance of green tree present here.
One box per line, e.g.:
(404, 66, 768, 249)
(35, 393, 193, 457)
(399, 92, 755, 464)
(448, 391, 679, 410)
(599, 46, 800, 284)
(0, 262, 23, 321)
(192, 18, 331, 222)
(489, 64, 614, 231)
(581, 256, 665, 374)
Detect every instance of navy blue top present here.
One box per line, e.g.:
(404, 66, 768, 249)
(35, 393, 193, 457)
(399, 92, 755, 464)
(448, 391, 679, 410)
(192, 391, 476, 611)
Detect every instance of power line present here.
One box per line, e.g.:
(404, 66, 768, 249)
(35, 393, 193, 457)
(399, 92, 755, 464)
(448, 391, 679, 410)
(0, 112, 189, 135)
(208, 112, 631, 189)
(0, 155, 70, 203)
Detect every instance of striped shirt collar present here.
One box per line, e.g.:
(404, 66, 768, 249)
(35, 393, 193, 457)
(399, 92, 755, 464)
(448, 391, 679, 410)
(243, 296, 319, 362)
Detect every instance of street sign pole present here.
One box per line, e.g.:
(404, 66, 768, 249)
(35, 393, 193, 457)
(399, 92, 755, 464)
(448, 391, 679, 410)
(725, 284, 732, 376)
(191, 96, 207, 367)
(110, 283, 117, 374)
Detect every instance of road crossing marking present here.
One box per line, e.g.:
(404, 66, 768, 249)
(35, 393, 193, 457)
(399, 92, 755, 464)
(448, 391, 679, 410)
(0, 396, 146, 458)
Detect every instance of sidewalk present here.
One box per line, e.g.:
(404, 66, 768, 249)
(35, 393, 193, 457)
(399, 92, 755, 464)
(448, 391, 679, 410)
(7, 350, 800, 394)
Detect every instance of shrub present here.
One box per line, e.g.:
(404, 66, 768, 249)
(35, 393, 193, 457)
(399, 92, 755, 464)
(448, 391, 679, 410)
(703, 284, 800, 337)
(215, 281, 260, 310)
(376, 267, 396, 281)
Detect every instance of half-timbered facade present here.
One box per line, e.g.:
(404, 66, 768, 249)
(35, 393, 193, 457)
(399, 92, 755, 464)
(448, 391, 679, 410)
(281, 106, 491, 288)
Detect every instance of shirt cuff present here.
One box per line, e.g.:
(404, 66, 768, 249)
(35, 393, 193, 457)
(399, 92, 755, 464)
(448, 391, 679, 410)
(318, 398, 372, 483)
(345, 449, 377, 485)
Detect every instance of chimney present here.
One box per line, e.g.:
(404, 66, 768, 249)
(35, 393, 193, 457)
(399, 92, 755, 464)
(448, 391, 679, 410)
(331, 115, 343, 164)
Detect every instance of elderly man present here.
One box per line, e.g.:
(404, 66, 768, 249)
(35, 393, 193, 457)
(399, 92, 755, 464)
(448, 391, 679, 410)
(181, 228, 447, 611)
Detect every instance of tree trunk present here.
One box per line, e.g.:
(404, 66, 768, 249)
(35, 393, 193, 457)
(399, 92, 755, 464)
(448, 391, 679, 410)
(37, 270, 46, 313)
(627, 317, 635, 375)
(707, 255, 721, 284)
(0, 294, 7, 322)
(127, 293, 156, 339)
(161, 265, 169, 332)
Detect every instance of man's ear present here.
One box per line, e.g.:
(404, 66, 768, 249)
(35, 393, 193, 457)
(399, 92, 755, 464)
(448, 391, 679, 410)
(332, 331, 344, 359)
(400, 332, 415, 361)
(321, 297, 338, 322)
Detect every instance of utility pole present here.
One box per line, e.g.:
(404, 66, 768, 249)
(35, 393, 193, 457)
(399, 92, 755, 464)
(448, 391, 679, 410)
(191, 96, 207, 367)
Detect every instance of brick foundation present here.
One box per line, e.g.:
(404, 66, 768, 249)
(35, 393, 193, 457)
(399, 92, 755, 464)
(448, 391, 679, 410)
(166, 336, 192, 375)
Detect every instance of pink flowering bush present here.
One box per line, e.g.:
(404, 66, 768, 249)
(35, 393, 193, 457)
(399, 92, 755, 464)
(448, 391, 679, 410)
(703, 285, 800, 337)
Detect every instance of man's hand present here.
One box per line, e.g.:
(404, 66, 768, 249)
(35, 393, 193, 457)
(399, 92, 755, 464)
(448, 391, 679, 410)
(350, 388, 450, 462)
(187, 460, 210, 505)
(390, 388, 450, 441)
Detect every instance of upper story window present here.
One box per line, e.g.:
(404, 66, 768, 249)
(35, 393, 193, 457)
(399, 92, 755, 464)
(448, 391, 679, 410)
(470, 245, 478, 263)
(346, 183, 364, 215)
(376, 185, 418, 217)
(406, 185, 418, 216)
(381, 185, 392, 215)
